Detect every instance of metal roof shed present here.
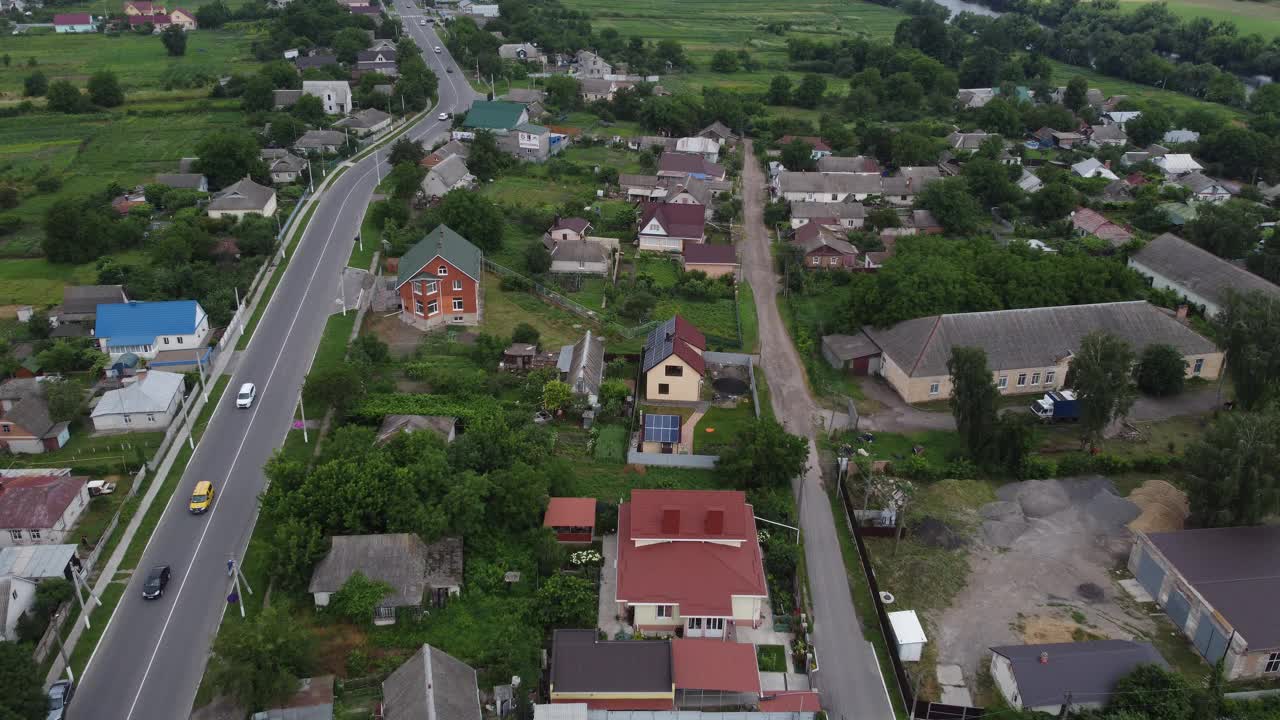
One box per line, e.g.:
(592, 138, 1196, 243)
(888, 610, 927, 662)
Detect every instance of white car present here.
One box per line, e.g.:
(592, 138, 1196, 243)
(419, 18, 426, 25)
(437, 112, 449, 121)
(235, 382, 256, 409)
(434, 46, 442, 53)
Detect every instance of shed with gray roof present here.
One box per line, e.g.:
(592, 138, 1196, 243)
(1129, 232, 1280, 317)
(989, 640, 1166, 714)
(382, 645, 481, 720)
(91, 370, 185, 431)
(309, 534, 463, 624)
(857, 301, 1221, 403)
(208, 177, 277, 219)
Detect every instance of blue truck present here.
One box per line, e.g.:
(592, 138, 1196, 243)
(1030, 390, 1081, 422)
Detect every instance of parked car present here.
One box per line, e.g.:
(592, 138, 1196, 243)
(437, 112, 449, 121)
(189, 480, 215, 514)
(142, 565, 171, 600)
(236, 382, 256, 409)
(87, 480, 117, 497)
(47, 679, 73, 720)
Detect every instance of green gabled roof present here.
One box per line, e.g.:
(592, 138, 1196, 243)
(20, 356, 40, 373)
(397, 225, 484, 288)
(462, 101, 525, 130)
(516, 122, 547, 134)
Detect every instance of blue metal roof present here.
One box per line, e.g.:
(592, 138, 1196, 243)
(95, 301, 202, 343)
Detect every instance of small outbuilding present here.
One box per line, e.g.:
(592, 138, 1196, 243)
(989, 640, 1166, 715)
(821, 334, 881, 376)
(543, 497, 596, 543)
(887, 610, 927, 662)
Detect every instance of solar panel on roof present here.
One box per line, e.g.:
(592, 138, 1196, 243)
(644, 414, 681, 443)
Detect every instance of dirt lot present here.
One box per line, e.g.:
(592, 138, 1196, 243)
(365, 313, 425, 359)
(928, 476, 1162, 697)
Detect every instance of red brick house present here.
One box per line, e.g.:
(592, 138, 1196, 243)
(396, 225, 484, 332)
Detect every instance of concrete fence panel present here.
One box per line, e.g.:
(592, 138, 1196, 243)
(626, 451, 718, 469)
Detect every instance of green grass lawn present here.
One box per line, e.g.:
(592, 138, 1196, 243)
(565, 461, 721, 500)
(692, 401, 755, 454)
(738, 282, 759, 353)
(312, 311, 358, 376)
(480, 276, 590, 348)
(593, 423, 628, 462)
(72, 471, 137, 545)
(634, 254, 680, 287)
(1118, 0, 1280, 38)
(480, 174, 594, 207)
(7, 429, 163, 471)
(754, 364, 774, 421)
(757, 644, 787, 672)
(351, 207, 383, 271)
(0, 256, 104, 306)
(840, 428, 967, 466)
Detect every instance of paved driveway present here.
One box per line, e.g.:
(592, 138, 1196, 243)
(740, 141, 895, 720)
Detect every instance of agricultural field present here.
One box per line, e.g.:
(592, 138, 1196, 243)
(1118, 0, 1280, 39)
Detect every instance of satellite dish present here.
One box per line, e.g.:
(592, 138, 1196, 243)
(880, 591, 895, 604)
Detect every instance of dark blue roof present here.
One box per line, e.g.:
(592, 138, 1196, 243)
(96, 301, 204, 346)
(643, 414, 681, 444)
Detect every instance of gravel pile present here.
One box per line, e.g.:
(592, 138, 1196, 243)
(980, 476, 1140, 547)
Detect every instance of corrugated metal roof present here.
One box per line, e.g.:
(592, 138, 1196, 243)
(0, 544, 77, 579)
(1131, 233, 1280, 309)
(96, 300, 203, 342)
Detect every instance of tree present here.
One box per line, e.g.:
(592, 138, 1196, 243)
(1214, 290, 1280, 411)
(161, 25, 187, 56)
(43, 197, 105, 263)
(793, 74, 826, 109)
(22, 70, 46, 97)
(710, 49, 738, 73)
(388, 138, 425, 167)
(268, 518, 328, 590)
(716, 419, 807, 489)
(1065, 331, 1136, 446)
(334, 27, 370, 64)
(511, 323, 539, 346)
(424, 191, 504, 252)
(303, 364, 366, 416)
(1185, 199, 1262, 259)
(1125, 106, 1172, 147)
(1108, 664, 1194, 720)
(241, 75, 275, 113)
(45, 379, 84, 422)
(542, 379, 572, 412)
(962, 158, 1021, 208)
(208, 605, 315, 711)
(195, 0, 231, 28)
(195, 129, 266, 189)
(1064, 76, 1089, 111)
(465, 129, 507, 182)
(329, 571, 394, 624)
(536, 574, 596, 628)
(0, 641, 45, 720)
(781, 139, 816, 171)
(1135, 343, 1186, 396)
(543, 75, 581, 111)
(948, 347, 999, 463)
(891, 132, 938, 167)
(1185, 410, 1280, 529)
(767, 75, 792, 106)
(917, 177, 983, 235)
(386, 161, 425, 199)
(87, 70, 124, 108)
(45, 80, 86, 113)
(1028, 180, 1077, 223)
(524, 240, 551, 274)
(291, 94, 327, 127)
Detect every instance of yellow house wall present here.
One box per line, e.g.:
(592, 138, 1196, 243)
(731, 595, 763, 622)
(645, 355, 701, 401)
(632, 604, 683, 628)
(684, 262, 736, 279)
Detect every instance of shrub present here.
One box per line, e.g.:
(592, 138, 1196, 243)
(1055, 453, 1093, 476)
(944, 457, 979, 479)
(1089, 453, 1133, 475)
(1018, 456, 1057, 479)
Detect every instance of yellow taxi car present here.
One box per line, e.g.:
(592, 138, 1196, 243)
(189, 481, 215, 514)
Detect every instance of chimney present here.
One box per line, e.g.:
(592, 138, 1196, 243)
(1039, 652, 1049, 665)
(1176, 304, 1189, 322)
(661, 508, 681, 535)
(704, 508, 724, 535)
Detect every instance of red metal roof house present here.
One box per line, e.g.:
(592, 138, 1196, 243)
(544, 498, 596, 543)
(0, 470, 89, 547)
(614, 489, 768, 638)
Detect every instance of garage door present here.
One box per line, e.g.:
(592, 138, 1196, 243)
(1194, 616, 1230, 664)
(1136, 548, 1166, 600)
(1165, 589, 1191, 632)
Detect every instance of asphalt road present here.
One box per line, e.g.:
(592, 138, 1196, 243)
(71, 20, 478, 720)
(740, 141, 896, 720)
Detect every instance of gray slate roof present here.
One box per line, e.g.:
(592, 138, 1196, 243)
(790, 201, 866, 220)
(382, 645, 481, 720)
(561, 331, 604, 398)
(1131, 233, 1280, 310)
(421, 155, 474, 198)
(309, 534, 463, 606)
(398, 225, 483, 287)
(863, 301, 1219, 378)
(0, 380, 59, 437)
(262, 149, 308, 173)
(375, 415, 457, 445)
(502, 87, 546, 104)
(273, 89, 302, 107)
(1146, 525, 1280, 649)
(295, 130, 347, 150)
(815, 155, 880, 174)
(91, 371, 183, 418)
(155, 173, 207, 190)
(209, 177, 275, 212)
(548, 238, 608, 265)
(62, 285, 126, 315)
(778, 172, 882, 196)
(335, 108, 391, 130)
(822, 334, 882, 362)
(990, 640, 1166, 708)
(0, 544, 77, 579)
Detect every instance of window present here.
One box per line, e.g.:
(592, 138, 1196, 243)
(811, 256, 821, 266)
(1, 424, 9, 434)
(1031, 372, 1041, 385)
(177, 337, 183, 344)
(146, 414, 155, 423)
(452, 298, 464, 311)
(426, 280, 438, 294)
(1193, 358, 1204, 375)
(656, 605, 673, 618)
(1045, 370, 1056, 385)
(453, 279, 463, 291)
(414, 300, 424, 315)
(665, 365, 683, 377)
(163, 337, 170, 345)
(929, 382, 940, 396)
(831, 194, 838, 201)
(123, 415, 132, 425)
(412, 280, 422, 293)
(427, 300, 439, 316)
(658, 383, 670, 395)
(706, 618, 725, 631)
(997, 376, 1008, 389)
(1017, 373, 1027, 387)
(28, 529, 40, 540)
(1266, 652, 1280, 673)
(8, 529, 20, 541)
(437, 265, 448, 276)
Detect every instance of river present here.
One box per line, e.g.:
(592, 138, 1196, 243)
(931, 0, 1004, 19)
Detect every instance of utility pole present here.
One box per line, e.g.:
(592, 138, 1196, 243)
(308, 157, 315, 193)
(298, 392, 308, 443)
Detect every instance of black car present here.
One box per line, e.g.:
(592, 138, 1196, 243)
(48, 679, 73, 719)
(142, 565, 171, 600)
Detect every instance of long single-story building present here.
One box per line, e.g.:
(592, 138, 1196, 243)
(1128, 232, 1280, 317)
(1129, 526, 1280, 679)
(826, 301, 1222, 403)
(989, 640, 1166, 714)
